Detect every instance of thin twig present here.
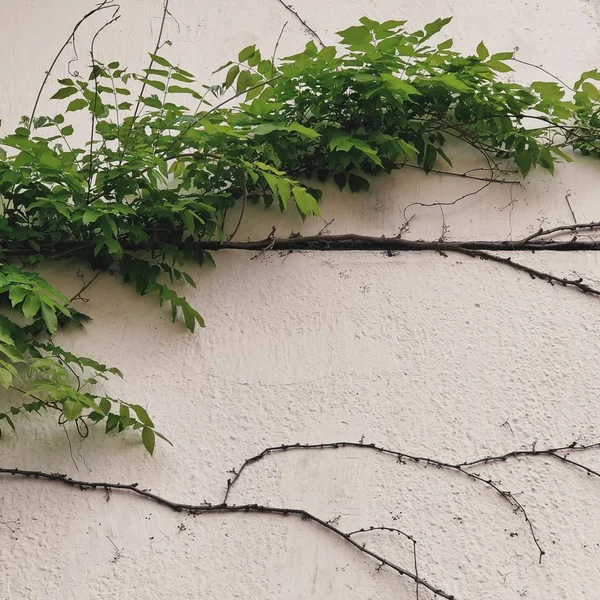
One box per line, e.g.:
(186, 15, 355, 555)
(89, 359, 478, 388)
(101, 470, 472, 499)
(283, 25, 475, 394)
(510, 57, 573, 92)
(62, 423, 79, 471)
(274, 0, 325, 47)
(396, 163, 518, 184)
(564, 190, 577, 223)
(226, 181, 247, 242)
(519, 221, 600, 243)
(271, 21, 288, 78)
(453, 248, 600, 298)
(70, 271, 101, 303)
(347, 526, 420, 600)
(222, 440, 546, 562)
(29, 1, 120, 127)
(403, 181, 492, 228)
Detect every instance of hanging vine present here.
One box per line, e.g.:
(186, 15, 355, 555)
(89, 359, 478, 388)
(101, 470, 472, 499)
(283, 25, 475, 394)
(2, 8, 600, 448)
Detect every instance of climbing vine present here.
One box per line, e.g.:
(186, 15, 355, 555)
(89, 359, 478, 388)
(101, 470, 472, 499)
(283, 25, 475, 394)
(2, 8, 600, 449)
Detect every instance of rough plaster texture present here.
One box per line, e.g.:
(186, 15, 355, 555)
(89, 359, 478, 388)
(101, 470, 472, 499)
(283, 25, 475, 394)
(2, 1, 600, 599)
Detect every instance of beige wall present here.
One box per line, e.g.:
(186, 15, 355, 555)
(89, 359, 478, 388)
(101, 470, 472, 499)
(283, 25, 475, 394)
(2, 1, 600, 598)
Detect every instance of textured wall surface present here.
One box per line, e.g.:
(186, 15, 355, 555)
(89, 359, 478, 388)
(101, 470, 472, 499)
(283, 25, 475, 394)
(2, 1, 600, 599)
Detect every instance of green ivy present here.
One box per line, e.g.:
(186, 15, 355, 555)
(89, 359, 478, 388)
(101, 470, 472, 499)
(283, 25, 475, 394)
(1, 17, 600, 451)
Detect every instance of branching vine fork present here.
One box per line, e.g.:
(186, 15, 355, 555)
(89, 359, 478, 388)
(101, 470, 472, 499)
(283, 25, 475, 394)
(4, 438, 600, 598)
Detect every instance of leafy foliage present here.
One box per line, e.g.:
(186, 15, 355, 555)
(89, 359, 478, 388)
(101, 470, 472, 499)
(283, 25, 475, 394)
(1, 17, 600, 449)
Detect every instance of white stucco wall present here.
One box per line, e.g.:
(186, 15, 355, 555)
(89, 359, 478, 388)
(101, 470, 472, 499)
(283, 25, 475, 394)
(3, 1, 600, 599)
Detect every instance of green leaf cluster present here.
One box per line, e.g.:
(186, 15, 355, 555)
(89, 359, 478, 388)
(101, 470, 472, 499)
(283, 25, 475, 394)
(1, 16, 600, 449)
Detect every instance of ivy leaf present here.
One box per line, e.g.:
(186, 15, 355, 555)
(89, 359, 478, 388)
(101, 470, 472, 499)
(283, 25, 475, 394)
(288, 123, 320, 139)
(106, 413, 120, 433)
(333, 172, 347, 190)
(439, 73, 470, 92)
(515, 150, 533, 176)
(99, 397, 111, 415)
(582, 82, 600, 102)
(181, 302, 205, 332)
(487, 59, 512, 72)
(532, 81, 564, 102)
(8, 286, 27, 307)
(423, 144, 438, 173)
(236, 70, 252, 94)
(348, 173, 370, 192)
(538, 147, 555, 174)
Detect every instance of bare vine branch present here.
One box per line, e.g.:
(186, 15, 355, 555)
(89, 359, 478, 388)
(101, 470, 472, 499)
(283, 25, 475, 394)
(222, 440, 545, 561)
(29, 1, 120, 127)
(348, 526, 420, 600)
(452, 248, 600, 297)
(274, 0, 325, 47)
(226, 180, 247, 241)
(4, 437, 600, 596)
(0, 465, 454, 599)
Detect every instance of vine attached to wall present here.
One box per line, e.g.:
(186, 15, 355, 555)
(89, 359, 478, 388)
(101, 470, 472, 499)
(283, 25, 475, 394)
(4, 3, 600, 598)
(2, 2, 600, 449)
(4, 436, 600, 600)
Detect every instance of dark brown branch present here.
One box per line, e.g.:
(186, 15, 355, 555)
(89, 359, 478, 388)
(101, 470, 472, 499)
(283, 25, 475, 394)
(69, 270, 101, 303)
(396, 162, 519, 184)
(7, 227, 600, 302)
(457, 440, 600, 469)
(274, 0, 325, 47)
(454, 248, 600, 297)
(348, 526, 420, 600)
(5, 438, 600, 594)
(0, 466, 454, 599)
(222, 440, 546, 562)
(271, 21, 289, 78)
(226, 182, 247, 241)
(9, 229, 600, 258)
(520, 221, 600, 243)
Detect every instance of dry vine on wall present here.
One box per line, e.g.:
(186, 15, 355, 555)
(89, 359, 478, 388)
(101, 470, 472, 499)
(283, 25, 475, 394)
(3, 1, 600, 598)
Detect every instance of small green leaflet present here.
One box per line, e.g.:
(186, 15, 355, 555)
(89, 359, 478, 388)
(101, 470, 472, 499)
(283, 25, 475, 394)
(476, 41, 489, 60)
(142, 427, 156, 455)
(51, 87, 78, 100)
(292, 187, 320, 216)
(62, 399, 82, 421)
